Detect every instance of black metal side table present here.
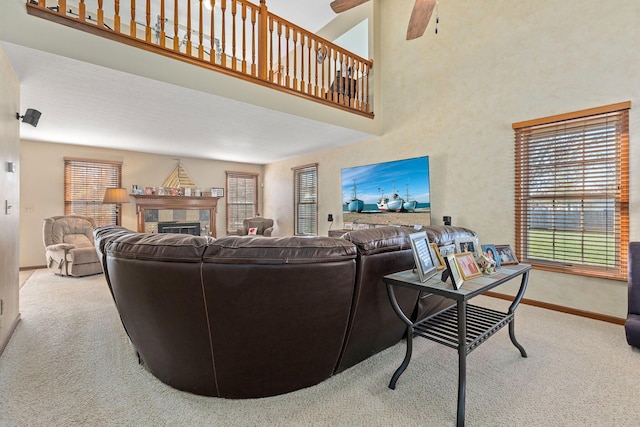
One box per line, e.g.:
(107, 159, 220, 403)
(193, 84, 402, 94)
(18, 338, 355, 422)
(383, 264, 531, 427)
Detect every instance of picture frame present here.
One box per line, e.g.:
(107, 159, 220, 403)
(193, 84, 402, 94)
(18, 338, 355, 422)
(454, 236, 479, 257)
(429, 243, 446, 271)
(438, 243, 456, 258)
(454, 252, 483, 280)
(495, 244, 519, 265)
(210, 187, 225, 197)
(444, 254, 464, 290)
(409, 232, 438, 282)
(481, 244, 501, 269)
(343, 222, 353, 230)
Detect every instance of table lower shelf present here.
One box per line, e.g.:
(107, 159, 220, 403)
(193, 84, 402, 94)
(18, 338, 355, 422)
(413, 304, 513, 354)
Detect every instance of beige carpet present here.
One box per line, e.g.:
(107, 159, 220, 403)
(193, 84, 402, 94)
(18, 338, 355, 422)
(1, 269, 639, 426)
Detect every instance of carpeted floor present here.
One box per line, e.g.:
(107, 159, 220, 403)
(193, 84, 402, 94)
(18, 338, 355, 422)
(1, 269, 639, 426)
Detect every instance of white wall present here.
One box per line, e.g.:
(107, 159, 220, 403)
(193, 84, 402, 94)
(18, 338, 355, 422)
(264, 0, 640, 319)
(19, 140, 264, 267)
(0, 45, 21, 352)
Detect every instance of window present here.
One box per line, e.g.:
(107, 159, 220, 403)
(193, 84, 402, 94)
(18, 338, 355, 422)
(513, 102, 630, 280)
(226, 171, 258, 234)
(64, 158, 123, 227)
(293, 163, 318, 235)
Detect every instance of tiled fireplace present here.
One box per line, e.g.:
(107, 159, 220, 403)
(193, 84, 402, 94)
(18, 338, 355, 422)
(132, 195, 220, 237)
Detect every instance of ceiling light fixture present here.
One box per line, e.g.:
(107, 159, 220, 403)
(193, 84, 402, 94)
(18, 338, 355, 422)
(16, 108, 42, 127)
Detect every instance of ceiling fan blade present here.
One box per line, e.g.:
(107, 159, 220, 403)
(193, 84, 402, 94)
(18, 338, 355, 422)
(330, 0, 370, 14)
(406, 0, 437, 40)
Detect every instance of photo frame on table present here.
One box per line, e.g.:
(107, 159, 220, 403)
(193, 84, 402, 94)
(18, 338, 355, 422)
(429, 243, 446, 271)
(454, 252, 483, 280)
(409, 231, 438, 282)
(438, 243, 456, 258)
(495, 244, 518, 265)
(454, 236, 479, 257)
(443, 254, 464, 290)
(481, 244, 501, 269)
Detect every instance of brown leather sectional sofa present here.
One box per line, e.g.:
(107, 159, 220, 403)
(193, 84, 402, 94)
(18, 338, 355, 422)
(94, 224, 477, 398)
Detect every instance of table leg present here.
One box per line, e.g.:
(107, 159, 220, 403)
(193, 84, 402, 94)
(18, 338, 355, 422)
(389, 324, 413, 389)
(508, 270, 529, 358)
(385, 284, 415, 390)
(457, 300, 467, 427)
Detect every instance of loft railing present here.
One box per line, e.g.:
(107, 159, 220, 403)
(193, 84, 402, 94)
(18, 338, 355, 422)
(26, 0, 374, 117)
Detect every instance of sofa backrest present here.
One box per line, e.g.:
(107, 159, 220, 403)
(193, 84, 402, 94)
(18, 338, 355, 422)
(99, 232, 358, 398)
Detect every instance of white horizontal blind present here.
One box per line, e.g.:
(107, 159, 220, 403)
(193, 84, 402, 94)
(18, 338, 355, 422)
(226, 171, 258, 234)
(514, 105, 629, 279)
(64, 158, 122, 227)
(293, 163, 318, 236)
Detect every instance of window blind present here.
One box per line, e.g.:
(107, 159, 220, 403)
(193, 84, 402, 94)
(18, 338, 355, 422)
(64, 158, 122, 227)
(513, 103, 629, 280)
(293, 163, 318, 236)
(226, 171, 258, 234)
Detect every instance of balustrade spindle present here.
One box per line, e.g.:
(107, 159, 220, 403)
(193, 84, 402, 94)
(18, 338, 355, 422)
(251, 8, 257, 75)
(241, 3, 247, 74)
(210, 0, 216, 64)
(267, 17, 273, 81)
(185, 0, 192, 56)
(231, 0, 237, 71)
(97, 0, 103, 27)
(159, 0, 166, 48)
(59, 0, 66, 13)
(198, 0, 204, 59)
(292, 31, 298, 91)
(306, 36, 312, 94)
(114, 0, 120, 32)
(284, 25, 290, 88)
(78, 0, 85, 22)
(173, 0, 179, 51)
(220, 0, 227, 67)
(275, 22, 282, 85)
(145, 0, 151, 42)
(130, 0, 136, 37)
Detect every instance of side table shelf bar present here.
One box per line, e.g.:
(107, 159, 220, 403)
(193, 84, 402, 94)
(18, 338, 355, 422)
(414, 305, 514, 354)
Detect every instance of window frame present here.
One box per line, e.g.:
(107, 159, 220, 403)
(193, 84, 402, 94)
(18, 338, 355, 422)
(293, 163, 318, 236)
(226, 171, 258, 235)
(64, 157, 123, 227)
(512, 101, 630, 280)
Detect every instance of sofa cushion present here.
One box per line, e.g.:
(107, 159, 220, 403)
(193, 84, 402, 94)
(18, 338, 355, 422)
(204, 236, 356, 264)
(106, 233, 214, 263)
(424, 225, 478, 247)
(341, 226, 415, 256)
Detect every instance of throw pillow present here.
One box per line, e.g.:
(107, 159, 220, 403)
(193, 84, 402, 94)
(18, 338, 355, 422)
(248, 227, 258, 235)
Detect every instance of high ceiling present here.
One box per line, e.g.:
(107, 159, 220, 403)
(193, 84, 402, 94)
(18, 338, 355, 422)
(3, 0, 373, 165)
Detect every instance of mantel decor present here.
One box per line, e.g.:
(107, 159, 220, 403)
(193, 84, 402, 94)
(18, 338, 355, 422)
(131, 194, 220, 237)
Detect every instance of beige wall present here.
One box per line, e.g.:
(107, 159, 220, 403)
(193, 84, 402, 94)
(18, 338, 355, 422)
(19, 140, 264, 267)
(264, 0, 640, 319)
(0, 45, 21, 352)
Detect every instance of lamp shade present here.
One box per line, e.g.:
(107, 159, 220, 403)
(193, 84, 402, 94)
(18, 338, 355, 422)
(103, 188, 130, 204)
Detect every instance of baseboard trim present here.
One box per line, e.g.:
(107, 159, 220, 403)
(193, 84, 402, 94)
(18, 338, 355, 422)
(0, 313, 22, 356)
(484, 291, 625, 325)
(20, 265, 46, 271)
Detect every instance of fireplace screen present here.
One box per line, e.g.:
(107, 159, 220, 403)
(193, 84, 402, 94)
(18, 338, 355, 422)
(157, 222, 201, 236)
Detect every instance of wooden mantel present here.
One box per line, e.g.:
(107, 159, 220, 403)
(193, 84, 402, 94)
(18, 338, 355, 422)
(132, 195, 220, 237)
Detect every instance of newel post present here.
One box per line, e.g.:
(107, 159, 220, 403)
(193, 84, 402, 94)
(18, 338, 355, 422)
(257, 0, 268, 80)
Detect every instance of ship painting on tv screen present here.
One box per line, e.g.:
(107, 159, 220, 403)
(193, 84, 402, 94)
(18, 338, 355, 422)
(341, 156, 430, 214)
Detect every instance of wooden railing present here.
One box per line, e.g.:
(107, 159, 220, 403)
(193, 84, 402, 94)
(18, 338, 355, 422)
(26, 0, 374, 117)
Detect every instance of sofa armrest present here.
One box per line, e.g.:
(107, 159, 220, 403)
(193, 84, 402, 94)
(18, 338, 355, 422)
(263, 227, 273, 237)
